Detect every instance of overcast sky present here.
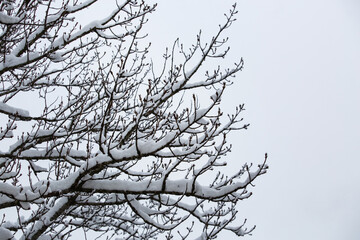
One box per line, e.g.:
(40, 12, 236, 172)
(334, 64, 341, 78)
(143, 0, 360, 239)
(2, 1, 358, 239)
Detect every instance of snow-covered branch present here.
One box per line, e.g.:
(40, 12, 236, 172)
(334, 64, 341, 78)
(0, 1, 267, 239)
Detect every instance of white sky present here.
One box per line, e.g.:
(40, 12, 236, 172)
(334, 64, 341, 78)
(143, 0, 360, 239)
(2, 0, 359, 239)
(10, 0, 356, 239)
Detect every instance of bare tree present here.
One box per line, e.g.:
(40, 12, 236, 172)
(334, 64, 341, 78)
(0, 0, 268, 239)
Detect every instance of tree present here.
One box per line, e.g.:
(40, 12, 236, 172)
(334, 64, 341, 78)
(0, 0, 268, 239)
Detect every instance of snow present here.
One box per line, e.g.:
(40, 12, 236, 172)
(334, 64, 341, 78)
(24, 197, 69, 239)
(0, 12, 20, 24)
(109, 133, 175, 159)
(19, 148, 86, 159)
(29, 161, 47, 173)
(0, 130, 13, 138)
(0, 170, 17, 180)
(196, 117, 209, 125)
(37, 235, 51, 240)
(0, 1, 267, 238)
(0, 52, 40, 72)
(193, 233, 207, 240)
(19, 201, 30, 210)
(0, 226, 13, 240)
(0, 154, 114, 209)
(64, 0, 97, 13)
(128, 198, 179, 230)
(80, 176, 254, 200)
(48, 52, 66, 63)
(0, 102, 30, 119)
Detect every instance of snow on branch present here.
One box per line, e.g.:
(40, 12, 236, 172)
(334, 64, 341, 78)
(0, 1, 267, 239)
